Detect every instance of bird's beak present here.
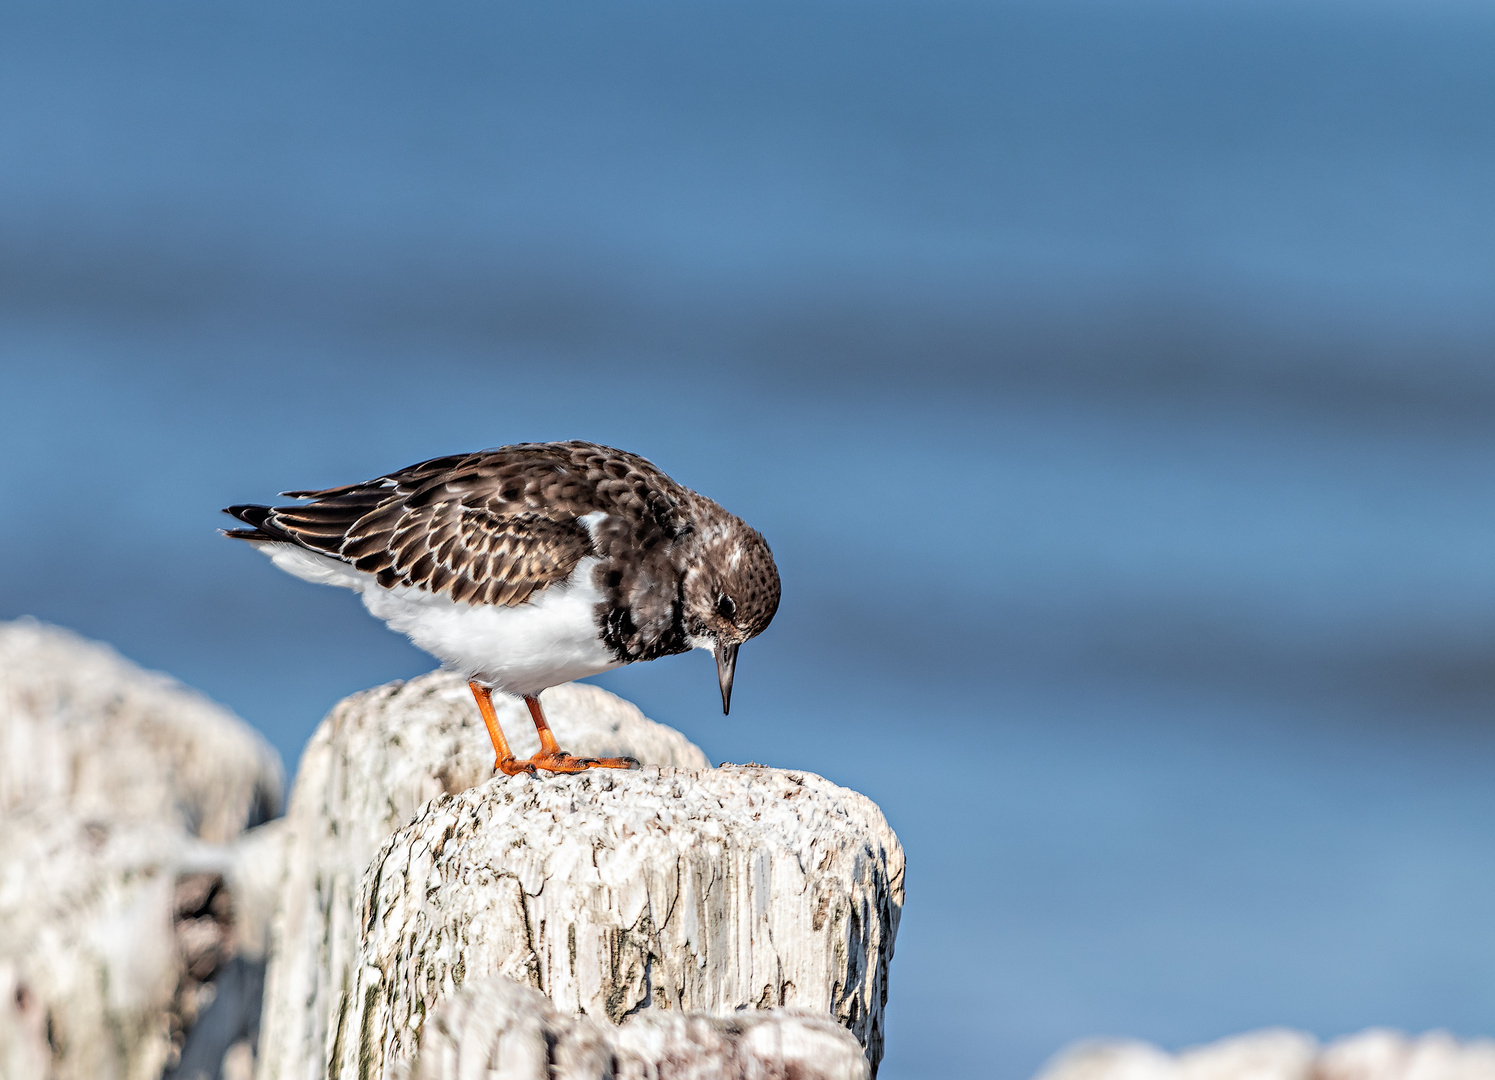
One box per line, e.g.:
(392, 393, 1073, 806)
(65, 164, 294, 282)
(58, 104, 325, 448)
(714, 640, 739, 715)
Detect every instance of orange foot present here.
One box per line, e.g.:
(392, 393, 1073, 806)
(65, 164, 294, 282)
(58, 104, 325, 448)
(495, 753, 639, 775)
(563, 754, 639, 772)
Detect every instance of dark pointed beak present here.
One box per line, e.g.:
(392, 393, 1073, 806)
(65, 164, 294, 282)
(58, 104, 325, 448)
(714, 640, 739, 715)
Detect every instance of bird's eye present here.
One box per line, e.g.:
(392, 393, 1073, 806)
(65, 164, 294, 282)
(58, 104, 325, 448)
(716, 595, 737, 620)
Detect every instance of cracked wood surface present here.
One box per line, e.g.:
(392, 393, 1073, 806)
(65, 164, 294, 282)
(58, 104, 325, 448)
(256, 670, 711, 1080)
(405, 975, 871, 1080)
(330, 764, 903, 1080)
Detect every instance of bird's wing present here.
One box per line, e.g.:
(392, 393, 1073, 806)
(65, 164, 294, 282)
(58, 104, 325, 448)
(225, 442, 695, 606)
(227, 448, 611, 606)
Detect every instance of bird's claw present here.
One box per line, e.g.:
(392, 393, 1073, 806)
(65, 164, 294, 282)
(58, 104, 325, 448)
(585, 755, 640, 771)
(495, 753, 639, 775)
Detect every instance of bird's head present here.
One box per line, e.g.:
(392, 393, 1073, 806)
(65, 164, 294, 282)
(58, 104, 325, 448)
(682, 518, 780, 714)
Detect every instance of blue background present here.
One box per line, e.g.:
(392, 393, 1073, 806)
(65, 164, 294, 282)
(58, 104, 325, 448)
(3, 2, 1495, 1077)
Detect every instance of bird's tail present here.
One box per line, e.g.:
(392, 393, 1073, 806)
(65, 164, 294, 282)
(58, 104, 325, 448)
(221, 504, 293, 543)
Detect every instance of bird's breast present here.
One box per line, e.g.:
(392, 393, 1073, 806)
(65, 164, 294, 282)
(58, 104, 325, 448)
(358, 556, 622, 695)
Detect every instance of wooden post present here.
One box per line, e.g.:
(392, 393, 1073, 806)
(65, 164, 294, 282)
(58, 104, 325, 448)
(329, 764, 903, 1079)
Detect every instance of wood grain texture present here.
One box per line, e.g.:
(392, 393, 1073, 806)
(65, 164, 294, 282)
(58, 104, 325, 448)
(256, 670, 710, 1080)
(329, 764, 903, 1080)
(405, 976, 871, 1080)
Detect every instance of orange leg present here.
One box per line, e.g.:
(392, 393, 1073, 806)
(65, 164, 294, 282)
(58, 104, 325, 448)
(469, 681, 636, 775)
(525, 693, 567, 758)
(522, 694, 638, 773)
(469, 682, 536, 775)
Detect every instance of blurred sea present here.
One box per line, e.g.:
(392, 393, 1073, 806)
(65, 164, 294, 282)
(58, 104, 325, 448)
(3, 2, 1495, 1078)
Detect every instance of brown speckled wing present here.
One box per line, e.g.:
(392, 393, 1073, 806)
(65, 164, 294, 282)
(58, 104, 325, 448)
(231, 442, 691, 608)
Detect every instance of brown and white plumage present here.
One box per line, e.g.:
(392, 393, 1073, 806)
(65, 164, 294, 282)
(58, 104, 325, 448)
(223, 442, 780, 774)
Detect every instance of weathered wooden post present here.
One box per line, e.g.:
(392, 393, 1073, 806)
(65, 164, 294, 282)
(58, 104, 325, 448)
(255, 670, 903, 1080)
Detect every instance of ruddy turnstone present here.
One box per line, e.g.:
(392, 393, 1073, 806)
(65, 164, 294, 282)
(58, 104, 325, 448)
(223, 441, 780, 775)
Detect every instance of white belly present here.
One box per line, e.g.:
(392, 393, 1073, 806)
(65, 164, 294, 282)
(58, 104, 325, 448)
(261, 544, 623, 695)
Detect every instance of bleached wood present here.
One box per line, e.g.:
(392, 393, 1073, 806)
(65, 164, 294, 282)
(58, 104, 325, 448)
(257, 670, 711, 1080)
(405, 976, 871, 1080)
(400, 977, 611, 1080)
(0, 619, 284, 1080)
(0, 958, 51, 1080)
(1318, 1030, 1495, 1080)
(608, 1006, 871, 1080)
(1037, 1030, 1495, 1080)
(329, 763, 903, 1080)
(0, 618, 283, 841)
(0, 811, 184, 1080)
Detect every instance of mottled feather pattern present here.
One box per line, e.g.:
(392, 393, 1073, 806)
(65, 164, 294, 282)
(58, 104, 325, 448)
(224, 442, 780, 666)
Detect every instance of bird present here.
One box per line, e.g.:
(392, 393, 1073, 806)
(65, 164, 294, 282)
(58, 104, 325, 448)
(222, 441, 781, 775)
